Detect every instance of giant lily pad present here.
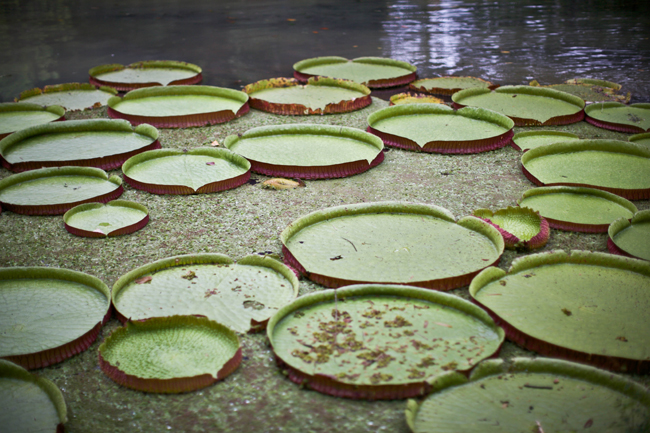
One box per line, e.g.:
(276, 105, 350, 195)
(0, 359, 67, 432)
(389, 93, 444, 105)
(0, 119, 160, 172)
(16, 83, 117, 111)
(107, 85, 249, 128)
(608, 210, 650, 261)
(518, 186, 637, 232)
(409, 76, 496, 96)
(224, 124, 384, 179)
(470, 250, 650, 373)
(511, 130, 580, 151)
(629, 132, 650, 148)
(112, 254, 299, 333)
(0, 103, 65, 140)
(243, 77, 371, 115)
(0, 267, 111, 369)
(406, 357, 650, 433)
(529, 78, 630, 104)
(585, 102, 650, 133)
(89, 60, 202, 91)
(521, 139, 650, 200)
(0, 166, 123, 215)
(267, 284, 504, 400)
(99, 316, 241, 393)
(473, 206, 549, 250)
(452, 86, 585, 126)
(64, 200, 149, 237)
(121, 148, 250, 194)
(367, 104, 514, 154)
(293, 56, 417, 88)
(281, 202, 504, 291)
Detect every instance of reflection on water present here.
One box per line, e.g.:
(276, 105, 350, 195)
(0, 0, 648, 102)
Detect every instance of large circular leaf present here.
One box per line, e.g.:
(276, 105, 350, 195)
(281, 202, 504, 291)
(470, 251, 650, 373)
(224, 123, 384, 179)
(0, 267, 110, 369)
(608, 210, 650, 261)
(0, 102, 65, 139)
(409, 76, 495, 96)
(112, 254, 299, 333)
(406, 358, 650, 433)
(89, 60, 202, 91)
(511, 130, 579, 151)
(267, 284, 504, 399)
(63, 200, 149, 237)
(17, 83, 117, 111)
(529, 78, 630, 104)
(585, 102, 650, 133)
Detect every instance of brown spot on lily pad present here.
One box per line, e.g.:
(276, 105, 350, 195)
(135, 276, 152, 284)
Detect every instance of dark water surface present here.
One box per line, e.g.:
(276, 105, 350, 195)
(1, 0, 649, 102)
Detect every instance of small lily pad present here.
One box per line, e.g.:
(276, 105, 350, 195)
(243, 77, 371, 115)
(0, 359, 67, 432)
(267, 284, 504, 399)
(63, 200, 149, 237)
(409, 76, 496, 96)
(389, 93, 444, 105)
(473, 206, 549, 250)
(518, 186, 637, 232)
(89, 60, 202, 91)
(511, 130, 580, 151)
(529, 78, 630, 104)
(122, 148, 250, 194)
(16, 83, 117, 111)
(99, 316, 241, 393)
(608, 210, 650, 261)
(585, 102, 650, 133)
(0, 103, 65, 139)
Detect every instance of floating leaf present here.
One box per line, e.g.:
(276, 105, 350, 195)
(409, 76, 496, 96)
(16, 82, 117, 111)
(389, 93, 444, 105)
(63, 200, 149, 237)
(585, 102, 650, 133)
(529, 78, 630, 104)
(473, 206, 549, 250)
(629, 132, 650, 148)
(0, 102, 65, 139)
(608, 210, 650, 261)
(89, 60, 203, 91)
(511, 130, 580, 151)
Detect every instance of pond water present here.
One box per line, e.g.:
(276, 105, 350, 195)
(1, 0, 649, 102)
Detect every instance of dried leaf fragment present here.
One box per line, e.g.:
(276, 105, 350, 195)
(210, 140, 220, 147)
(182, 270, 197, 280)
(262, 178, 306, 190)
(561, 308, 572, 316)
(616, 336, 628, 342)
(135, 276, 153, 284)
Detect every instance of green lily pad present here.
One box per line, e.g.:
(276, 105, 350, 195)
(406, 357, 650, 433)
(452, 86, 585, 126)
(99, 316, 241, 393)
(470, 251, 650, 373)
(112, 254, 299, 333)
(511, 130, 580, 151)
(0, 119, 160, 172)
(529, 78, 630, 104)
(473, 206, 549, 250)
(366, 104, 514, 154)
(585, 102, 650, 133)
(107, 85, 249, 128)
(608, 210, 650, 261)
(0, 267, 110, 369)
(0, 359, 67, 432)
(389, 93, 444, 105)
(293, 56, 417, 88)
(243, 77, 371, 115)
(281, 202, 504, 291)
(521, 139, 650, 200)
(409, 76, 495, 96)
(121, 148, 250, 194)
(63, 200, 149, 237)
(16, 83, 117, 111)
(0, 166, 123, 215)
(267, 284, 504, 399)
(0, 103, 65, 139)
(223, 124, 384, 179)
(518, 186, 637, 232)
(629, 132, 650, 148)
(89, 60, 202, 91)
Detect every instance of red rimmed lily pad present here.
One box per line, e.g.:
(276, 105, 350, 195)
(511, 130, 580, 151)
(243, 77, 371, 115)
(99, 315, 241, 393)
(452, 85, 585, 126)
(63, 200, 149, 237)
(16, 83, 117, 111)
(389, 93, 444, 105)
(470, 250, 650, 373)
(112, 254, 299, 333)
(0, 119, 160, 172)
(0, 267, 111, 370)
(281, 201, 504, 291)
(608, 210, 650, 261)
(0, 103, 65, 140)
(367, 104, 514, 154)
(629, 132, 650, 147)
(473, 206, 549, 250)
(107, 85, 249, 128)
(0, 166, 123, 215)
(267, 284, 504, 400)
(0, 359, 67, 432)
(89, 60, 202, 91)
(293, 56, 417, 88)
(529, 78, 630, 104)
(518, 186, 637, 233)
(521, 139, 650, 200)
(224, 124, 384, 179)
(121, 148, 250, 195)
(406, 357, 650, 433)
(409, 76, 496, 96)
(585, 102, 650, 133)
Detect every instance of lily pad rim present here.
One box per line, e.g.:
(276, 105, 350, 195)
(511, 130, 580, 151)
(521, 138, 650, 166)
(0, 102, 66, 117)
(517, 185, 638, 216)
(608, 209, 650, 256)
(0, 165, 122, 193)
